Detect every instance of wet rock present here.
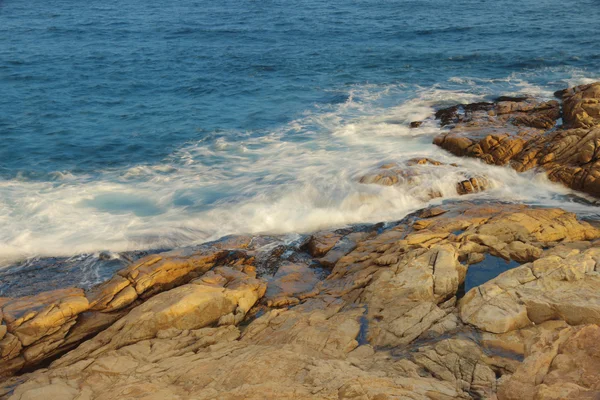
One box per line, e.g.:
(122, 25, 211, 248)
(495, 95, 529, 103)
(456, 175, 490, 195)
(318, 231, 373, 268)
(359, 158, 493, 199)
(304, 231, 342, 257)
(435, 101, 495, 127)
(433, 82, 600, 199)
(410, 120, 423, 128)
(433, 96, 560, 164)
(419, 206, 447, 218)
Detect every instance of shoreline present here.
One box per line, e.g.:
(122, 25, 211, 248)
(2, 82, 600, 399)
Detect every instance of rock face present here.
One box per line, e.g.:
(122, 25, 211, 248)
(433, 82, 600, 198)
(3, 202, 600, 400)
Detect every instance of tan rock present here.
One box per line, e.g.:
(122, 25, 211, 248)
(412, 338, 497, 398)
(52, 266, 266, 368)
(561, 82, 600, 129)
(4, 201, 600, 400)
(1, 288, 89, 347)
(460, 249, 600, 333)
(433, 82, 600, 199)
(264, 263, 321, 307)
(498, 324, 600, 400)
(304, 232, 342, 257)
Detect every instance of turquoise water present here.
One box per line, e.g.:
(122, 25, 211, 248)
(1, 0, 600, 264)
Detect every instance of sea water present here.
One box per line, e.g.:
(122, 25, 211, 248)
(2, 0, 600, 267)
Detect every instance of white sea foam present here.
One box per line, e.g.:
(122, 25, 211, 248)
(1, 72, 599, 267)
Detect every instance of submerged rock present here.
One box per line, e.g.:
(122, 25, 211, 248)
(358, 158, 492, 199)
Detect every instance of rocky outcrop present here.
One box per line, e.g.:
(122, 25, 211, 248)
(0, 243, 256, 378)
(460, 247, 600, 334)
(358, 158, 492, 198)
(2, 202, 600, 399)
(560, 82, 600, 129)
(433, 82, 600, 198)
(498, 324, 600, 400)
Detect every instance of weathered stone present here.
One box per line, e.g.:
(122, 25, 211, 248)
(412, 338, 497, 398)
(460, 249, 600, 333)
(304, 232, 342, 257)
(561, 82, 600, 129)
(434, 82, 600, 199)
(264, 263, 321, 307)
(52, 266, 266, 368)
(498, 324, 600, 400)
(4, 201, 600, 400)
(1, 288, 89, 347)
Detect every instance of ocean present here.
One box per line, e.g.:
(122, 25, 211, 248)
(2, 0, 600, 269)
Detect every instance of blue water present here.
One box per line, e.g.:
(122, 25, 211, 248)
(1, 0, 600, 264)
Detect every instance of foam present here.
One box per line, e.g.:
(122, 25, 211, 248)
(2, 73, 599, 267)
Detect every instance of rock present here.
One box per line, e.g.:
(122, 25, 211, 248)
(412, 338, 497, 398)
(456, 175, 490, 195)
(498, 324, 600, 400)
(51, 266, 266, 368)
(410, 120, 423, 128)
(318, 231, 373, 268)
(0, 289, 89, 378)
(460, 248, 600, 333)
(264, 263, 321, 307)
(434, 101, 495, 127)
(419, 207, 447, 219)
(304, 232, 341, 258)
(3, 202, 600, 400)
(560, 82, 600, 129)
(433, 82, 600, 199)
(0, 245, 255, 378)
(359, 158, 493, 199)
(1, 288, 89, 348)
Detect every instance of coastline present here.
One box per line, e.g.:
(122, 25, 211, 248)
(2, 82, 600, 399)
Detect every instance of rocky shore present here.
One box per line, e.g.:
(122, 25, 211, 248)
(2, 82, 600, 400)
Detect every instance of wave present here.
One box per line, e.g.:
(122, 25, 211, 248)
(1, 70, 599, 267)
